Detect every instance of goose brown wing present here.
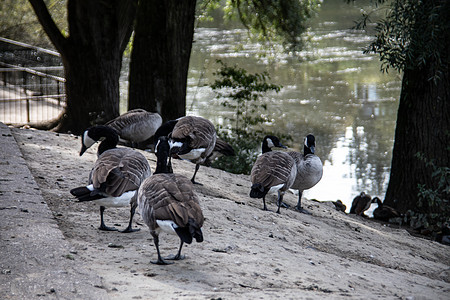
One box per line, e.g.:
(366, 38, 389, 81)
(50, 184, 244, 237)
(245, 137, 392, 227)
(251, 152, 295, 188)
(90, 148, 151, 197)
(139, 174, 204, 228)
(171, 116, 216, 150)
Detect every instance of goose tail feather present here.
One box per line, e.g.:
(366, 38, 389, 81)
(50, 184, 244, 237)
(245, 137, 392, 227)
(70, 186, 105, 202)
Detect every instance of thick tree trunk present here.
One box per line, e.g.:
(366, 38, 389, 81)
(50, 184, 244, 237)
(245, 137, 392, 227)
(384, 63, 450, 213)
(29, 0, 137, 134)
(128, 0, 197, 123)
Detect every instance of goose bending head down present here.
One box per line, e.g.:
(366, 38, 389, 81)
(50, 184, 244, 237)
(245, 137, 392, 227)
(372, 197, 400, 221)
(287, 134, 323, 214)
(105, 109, 162, 149)
(168, 116, 217, 184)
(250, 136, 296, 214)
(349, 192, 376, 217)
(138, 136, 204, 265)
(71, 125, 151, 232)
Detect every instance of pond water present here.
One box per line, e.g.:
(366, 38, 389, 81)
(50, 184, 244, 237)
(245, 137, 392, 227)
(185, 0, 402, 211)
(121, 0, 402, 212)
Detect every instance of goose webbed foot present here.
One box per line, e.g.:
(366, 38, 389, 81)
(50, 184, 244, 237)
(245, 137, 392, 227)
(120, 226, 140, 233)
(99, 223, 119, 231)
(191, 179, 203, 185)
(164, 253, 186, 261)
(295, 206, 312, 215)
(151, 258, 173, 265)
(279, 202, 290, 209)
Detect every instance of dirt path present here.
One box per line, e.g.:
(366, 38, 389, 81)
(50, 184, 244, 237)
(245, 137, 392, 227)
(12, 127, 450, 299)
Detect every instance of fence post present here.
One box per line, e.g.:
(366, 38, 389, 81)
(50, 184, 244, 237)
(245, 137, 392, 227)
(23, 71, 30, 123)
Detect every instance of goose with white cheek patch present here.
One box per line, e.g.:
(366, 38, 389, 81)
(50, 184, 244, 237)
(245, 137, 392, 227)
(137, 136, 204, 265)
(105, 109, 162, 149)
(167, 116, 217, 184)
(287, 134, 323, 214)
(250, 136, 296, 214)
(70, 125, 151, 232)
(153, 118, 234, 167)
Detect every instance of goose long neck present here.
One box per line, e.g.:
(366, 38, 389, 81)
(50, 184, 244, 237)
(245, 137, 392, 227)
(262, 141, 272, 154)
(303, 144, 313, 156)
(154, 155, 172, 174)
(97, 132, 119, 155)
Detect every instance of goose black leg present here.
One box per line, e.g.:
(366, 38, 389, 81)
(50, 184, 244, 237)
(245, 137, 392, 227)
(165, 241, 185, 261)
(99, 206, 118, 231)
(191, 164, 202, 185)
(121, 202, 140, 233)
(262, 196, 268, 211)
(295, 191, 311, 215)
(276, 191, 285, 214)
(150, 233, 173, 265)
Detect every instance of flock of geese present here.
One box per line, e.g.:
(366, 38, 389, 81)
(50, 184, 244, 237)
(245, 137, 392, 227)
(69, 109, 395, 265)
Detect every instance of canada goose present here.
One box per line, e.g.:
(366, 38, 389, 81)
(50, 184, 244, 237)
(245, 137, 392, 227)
(154, 118, 235, 167)
(105, 109, 162, 149)
(349, 192, 376, 217)
(333, 200, 347, 212)
(250, 136, 296, 214)
(287, 134, 323, 214)
(71, 125, 151, 232)
(168, 116, 217, 184)
(138, 136, 204, 265)
(372, 197, 400, 221)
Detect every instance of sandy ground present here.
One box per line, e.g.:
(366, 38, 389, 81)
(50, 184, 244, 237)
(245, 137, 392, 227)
(11, 127, 450, 299)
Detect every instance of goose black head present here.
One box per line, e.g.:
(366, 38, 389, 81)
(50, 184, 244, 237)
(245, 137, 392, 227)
(262, 135, 287, 153)
(304, 134, 316, 155)
(372, 197, 382, 206)
(80, 125, 118, 156)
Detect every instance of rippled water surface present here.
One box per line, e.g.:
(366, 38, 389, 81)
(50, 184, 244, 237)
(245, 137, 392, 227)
(186, 0, 401, 211)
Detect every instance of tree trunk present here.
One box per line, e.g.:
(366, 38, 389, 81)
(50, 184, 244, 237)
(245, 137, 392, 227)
(29, 0, 137, 134)
(384, 62, 450, 213)
(128, 0, 197, 123)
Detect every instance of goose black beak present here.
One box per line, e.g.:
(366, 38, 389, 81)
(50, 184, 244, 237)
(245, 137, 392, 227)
(309, 146, 315, 154)
(80, 144, 87, 156)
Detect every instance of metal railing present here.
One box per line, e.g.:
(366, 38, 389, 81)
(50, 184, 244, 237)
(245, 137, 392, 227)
(0, 37, 66, 124)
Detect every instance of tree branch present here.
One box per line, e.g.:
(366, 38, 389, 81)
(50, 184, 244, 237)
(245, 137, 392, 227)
(28, 0, 67, 54)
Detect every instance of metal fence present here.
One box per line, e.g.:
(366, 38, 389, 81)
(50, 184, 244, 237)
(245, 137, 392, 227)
(0, 37, 66, 124)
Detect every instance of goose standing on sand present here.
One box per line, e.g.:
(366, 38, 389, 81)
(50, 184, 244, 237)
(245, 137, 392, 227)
(138, 136, 204, 265)
(154, 118, 235, 167)
(70, 125, 151, 232)
(287, 134, 323, 214)
(250, 136, 296, 214)
(105, 109, 162, 148)
(167, 116, 217, 184)
(372, 197, 400, 221)
(349, 192, 375, 217)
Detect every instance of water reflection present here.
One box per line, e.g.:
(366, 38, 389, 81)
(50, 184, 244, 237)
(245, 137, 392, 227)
(185, 0, 401, 210)
(119, 1, 402, 211)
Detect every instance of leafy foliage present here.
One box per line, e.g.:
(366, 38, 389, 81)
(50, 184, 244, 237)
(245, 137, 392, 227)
(0, 0, 66, 48)
(210, 60, 289, 174)
(407, 153, 450, 231)
(363, 0, 450, 82)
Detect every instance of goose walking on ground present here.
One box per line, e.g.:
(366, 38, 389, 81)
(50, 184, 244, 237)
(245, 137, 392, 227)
(167, 116, 217, 184)
(71, 125, 151, 232)
(349, 192, 376, 217)
(287, 134, 323, 214)
(372, 197, 400, 221)
(138, 136, 204, 265)
(105, 109, 162, 149)
(250, 136, 296, 214)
